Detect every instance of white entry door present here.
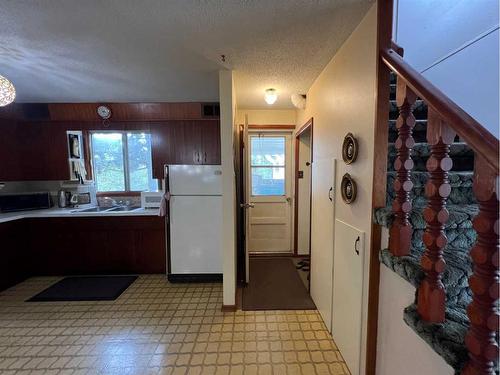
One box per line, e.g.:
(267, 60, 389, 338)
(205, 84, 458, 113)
(247, 133, 293, 253)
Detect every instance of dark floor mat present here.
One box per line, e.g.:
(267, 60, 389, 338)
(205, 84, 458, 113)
(242, 257, 316, 310)
(27, 275, 137, 302)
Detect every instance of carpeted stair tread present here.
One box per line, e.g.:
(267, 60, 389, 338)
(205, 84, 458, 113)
(373, 204, 478, 231)
(388, 142, 474, 163)
(390, 83, 396, 100)
(386, 171, 476, 205)
(388, 143, 474, 172)
(409, 228, 477, 252)
(386, 171, 474, 188)
(403, 304, 469, 373)
(380, 248, 472, 307)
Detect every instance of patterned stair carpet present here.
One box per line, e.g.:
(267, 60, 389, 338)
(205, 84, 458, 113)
(373, 74, 498, 374)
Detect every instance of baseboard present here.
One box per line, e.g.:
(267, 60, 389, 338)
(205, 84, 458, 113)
(250, 253, 309, 258)
(167, 273, 223, 283)
(221, 304, 237, 312)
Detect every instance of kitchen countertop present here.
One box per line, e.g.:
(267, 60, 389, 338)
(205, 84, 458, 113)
(0, 206, 161, 224)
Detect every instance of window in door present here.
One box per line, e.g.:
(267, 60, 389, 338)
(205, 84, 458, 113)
(90, 132, 158, 193)
(250, 136, 286, 196)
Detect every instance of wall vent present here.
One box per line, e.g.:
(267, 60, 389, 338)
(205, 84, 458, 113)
(202, 103, 220, 118)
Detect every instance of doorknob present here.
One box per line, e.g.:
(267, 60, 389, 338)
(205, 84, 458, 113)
(328, 187, 333, 202)
(286, 197, 292, 203)
(240, 203, 255, 208)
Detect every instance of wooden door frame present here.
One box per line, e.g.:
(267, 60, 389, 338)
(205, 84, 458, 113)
(293, 118, 313, 256)
(365, 1, 394, 375)
(236, 124, 246, 285)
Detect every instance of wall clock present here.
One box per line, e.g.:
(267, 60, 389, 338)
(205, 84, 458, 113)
(341, 173, 357, 204)
(342, 133, 358, 164)
(97, 105, 111, 120)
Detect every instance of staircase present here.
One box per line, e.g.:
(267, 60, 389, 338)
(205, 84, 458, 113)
(374, 73, 497, 374)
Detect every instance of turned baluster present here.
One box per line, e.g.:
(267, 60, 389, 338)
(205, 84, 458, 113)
(389, 80, 417, 256)
(417, 108, 456, 322)
(462, 156, 499, 375)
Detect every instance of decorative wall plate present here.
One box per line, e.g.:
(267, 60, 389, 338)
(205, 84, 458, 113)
(341, 173, 357, 204)
(342, 133, 358, 164)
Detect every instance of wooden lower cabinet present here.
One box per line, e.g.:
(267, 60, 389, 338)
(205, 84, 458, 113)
(24, 216, 166, 278)
(0, 220, 30, 291)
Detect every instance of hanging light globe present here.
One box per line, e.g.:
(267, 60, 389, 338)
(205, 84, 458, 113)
(0, 75, 16, 107)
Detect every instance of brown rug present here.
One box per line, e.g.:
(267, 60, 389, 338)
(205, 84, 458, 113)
(242, 257, 316, 310)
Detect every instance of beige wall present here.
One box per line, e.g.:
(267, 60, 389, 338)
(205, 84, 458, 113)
(377, 265, 454, 375)
(219, 70, 237, 307)
(295, 5, 377, 374)
(236, 109, 296, 126)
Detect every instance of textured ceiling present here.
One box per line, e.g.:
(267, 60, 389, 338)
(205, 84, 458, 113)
(0, 0, 372, 108)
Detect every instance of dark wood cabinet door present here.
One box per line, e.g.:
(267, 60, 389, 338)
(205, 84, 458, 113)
(200, 120, 221, 164)
(0, 220, 29, 291)
(173, 121, 203, 164)
(0, 120, 20, 180)
(15, 122, 69, 181)
(151, 122, 175, 179)
(149, 120, 220, 179)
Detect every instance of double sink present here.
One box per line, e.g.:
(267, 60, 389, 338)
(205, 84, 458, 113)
(72, 205, 141, 213)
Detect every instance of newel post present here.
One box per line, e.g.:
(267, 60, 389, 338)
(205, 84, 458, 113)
(462, 156, 499, 375)
(417, 108, 456, 322)
(389, 80, 417, 256)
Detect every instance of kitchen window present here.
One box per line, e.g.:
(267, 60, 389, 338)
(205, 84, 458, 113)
(90, 132, 158, 193)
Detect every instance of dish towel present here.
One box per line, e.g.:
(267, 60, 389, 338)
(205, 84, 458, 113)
(158, 192, 171, 217)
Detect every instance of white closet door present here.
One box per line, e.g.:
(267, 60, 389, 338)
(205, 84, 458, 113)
(310, 157, 335, 332)
(332, 220, 365, 375)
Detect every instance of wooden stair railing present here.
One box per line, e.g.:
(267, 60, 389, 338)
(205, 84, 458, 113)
(418, 108, 456, 323)
(388, 79, 416, 256)
(381, 47, 499, 374)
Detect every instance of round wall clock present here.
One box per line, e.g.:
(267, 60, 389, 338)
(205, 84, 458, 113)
(342, 133, 358, 164)
(97, 105, 111, 120)
(341, 173, 357, 204)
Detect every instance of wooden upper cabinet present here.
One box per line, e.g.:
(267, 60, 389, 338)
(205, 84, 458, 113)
(0, 120, 21, 181)
(0, 121, 69, 181)
(151, 122, 174, 179)
(201, 120, 221, 165)
(151, 120, 221, 179)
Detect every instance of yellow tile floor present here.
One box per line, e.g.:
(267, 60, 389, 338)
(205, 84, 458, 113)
(0, 275, 350, 375)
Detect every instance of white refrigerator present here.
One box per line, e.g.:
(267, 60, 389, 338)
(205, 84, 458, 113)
(166, 165, 223, 282)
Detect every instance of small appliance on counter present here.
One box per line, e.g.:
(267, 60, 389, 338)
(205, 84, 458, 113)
(59, 181, 97, 209)
(0, 192, 52, 213)
(140, 191, 163, 209)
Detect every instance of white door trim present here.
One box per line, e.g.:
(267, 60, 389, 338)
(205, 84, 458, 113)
(246, 130, 294, 254)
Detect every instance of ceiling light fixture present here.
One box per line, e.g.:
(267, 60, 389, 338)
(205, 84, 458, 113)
(291, 94, 306, 109)
(264, 88, 278, 105)
(0, 74, 15, 107)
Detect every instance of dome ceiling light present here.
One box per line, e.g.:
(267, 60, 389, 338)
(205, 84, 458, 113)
(264, 88, 278, 105)
(0, 74, 15, 107)
(291, 93, 306, 109)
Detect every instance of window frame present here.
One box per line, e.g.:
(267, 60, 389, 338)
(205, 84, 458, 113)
(89, 130, 157, 195)
(249, 134, 287, 197)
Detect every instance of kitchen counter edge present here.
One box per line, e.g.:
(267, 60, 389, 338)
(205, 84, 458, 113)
(0, 207, 161, 224)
